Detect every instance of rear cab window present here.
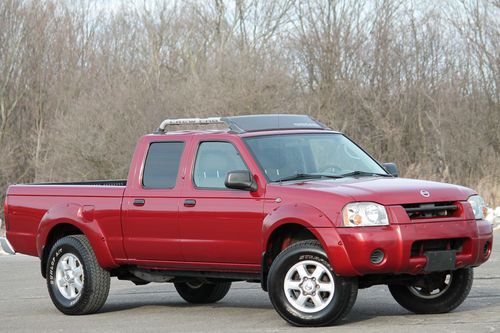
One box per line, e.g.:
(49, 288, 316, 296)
(142, 142, 185, 188)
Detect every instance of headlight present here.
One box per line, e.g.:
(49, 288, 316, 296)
(342, 202, 389, 227)
(467, 195, 487, 219)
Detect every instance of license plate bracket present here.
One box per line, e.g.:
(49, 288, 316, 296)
(424, 250, 456, 272)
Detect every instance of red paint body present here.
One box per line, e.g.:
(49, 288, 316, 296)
(4, 130, 493, 277)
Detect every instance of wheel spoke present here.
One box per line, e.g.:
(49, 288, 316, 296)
(295, 264, 309, 279)
(69, 285, 77, 298)
(421, 286, 433, 295)
(438, 281, 448, 292)
(65, 284, 71, 297)
(311, 294, 324, 307)
(74, 278, 83, 291)
(57, 278, 66, 288)
(311, 265, 326, 280)
(60, 259, 69, 270)
(285, 280, 301, 291)
(68, 256, 76, 269)
(73, 265, 83, 277)
(318, 281, 334, 293)
(295, 294, 309, 307)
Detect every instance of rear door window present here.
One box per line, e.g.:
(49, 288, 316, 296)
(142, 142, 184, 188)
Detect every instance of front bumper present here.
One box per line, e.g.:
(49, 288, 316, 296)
(0, 237, 16, 255)
(325, 219, 492, 276)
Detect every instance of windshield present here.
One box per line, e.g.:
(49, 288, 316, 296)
(244, 133, 388, 182)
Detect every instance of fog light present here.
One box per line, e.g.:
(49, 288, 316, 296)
(484, 242, 491, 257)
(370, 249, 385, 265)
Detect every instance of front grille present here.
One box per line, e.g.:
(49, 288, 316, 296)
(403, 201, 459, 219)
(411, 238, 466, 257)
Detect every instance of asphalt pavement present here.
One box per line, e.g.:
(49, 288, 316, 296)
(1, 231, 499, 333)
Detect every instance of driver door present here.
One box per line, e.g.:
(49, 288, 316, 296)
(179, 140, 264, 266)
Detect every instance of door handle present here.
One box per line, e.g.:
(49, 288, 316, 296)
(133, 199, 145, 206)
(184, 199, 196, 207)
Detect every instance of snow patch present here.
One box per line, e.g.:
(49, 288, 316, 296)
(0, 218, 7, 255)
(486, 207, 500, 229)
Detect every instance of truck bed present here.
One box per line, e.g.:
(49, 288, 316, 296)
(6, 182, 126, 257)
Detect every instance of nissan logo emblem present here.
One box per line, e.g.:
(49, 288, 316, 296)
(420, 190, 430, 198)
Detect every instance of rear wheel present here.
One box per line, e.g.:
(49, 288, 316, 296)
(267, 240, 358, 327)
(46, 235, 110, 315)
(388, 268, 473, 314)
(174, 280, 231, 304)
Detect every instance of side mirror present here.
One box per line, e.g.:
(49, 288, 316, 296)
(383, 163, 399, 177)
(225, 170, 258, 192)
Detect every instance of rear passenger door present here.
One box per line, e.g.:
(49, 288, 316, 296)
(179, 140, 264, 267)
(122, 140, 187, 262)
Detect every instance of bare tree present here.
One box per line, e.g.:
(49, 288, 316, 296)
(1, 0, 499, 231)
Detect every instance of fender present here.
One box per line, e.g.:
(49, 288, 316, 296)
(36, 202, 118, 269)
(262, 203, 335, 244)
(262, 203, 359, 276)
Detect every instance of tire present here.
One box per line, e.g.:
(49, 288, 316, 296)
(46, 235, 110, 315)
(388, 268, 473, 314)
(174, 280, 231, 304)
(267, 240, 358, 327)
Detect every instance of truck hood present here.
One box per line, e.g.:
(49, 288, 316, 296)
(280, 177, 475, 205)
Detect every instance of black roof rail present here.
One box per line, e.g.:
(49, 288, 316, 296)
(155, 114, 329, 134)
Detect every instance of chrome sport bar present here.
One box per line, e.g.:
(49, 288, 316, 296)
(155, 117, 225, 133)
(154, 114, 328, 134)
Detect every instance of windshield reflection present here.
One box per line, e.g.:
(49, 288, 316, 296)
(244, 133, 388, 182)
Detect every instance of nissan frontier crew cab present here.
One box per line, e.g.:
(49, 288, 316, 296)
(0, 114, 493, 326)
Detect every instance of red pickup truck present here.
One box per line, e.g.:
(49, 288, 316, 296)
(1, 114, 493, 326)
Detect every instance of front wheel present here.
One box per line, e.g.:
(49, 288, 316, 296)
(46, 235, 110, 315)
(267, 240, 358, 327)
(388, 268, 473, 314)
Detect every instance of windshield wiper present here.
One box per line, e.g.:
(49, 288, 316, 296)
(276, 173, 344, 182)
(340, 170, 392, 178)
